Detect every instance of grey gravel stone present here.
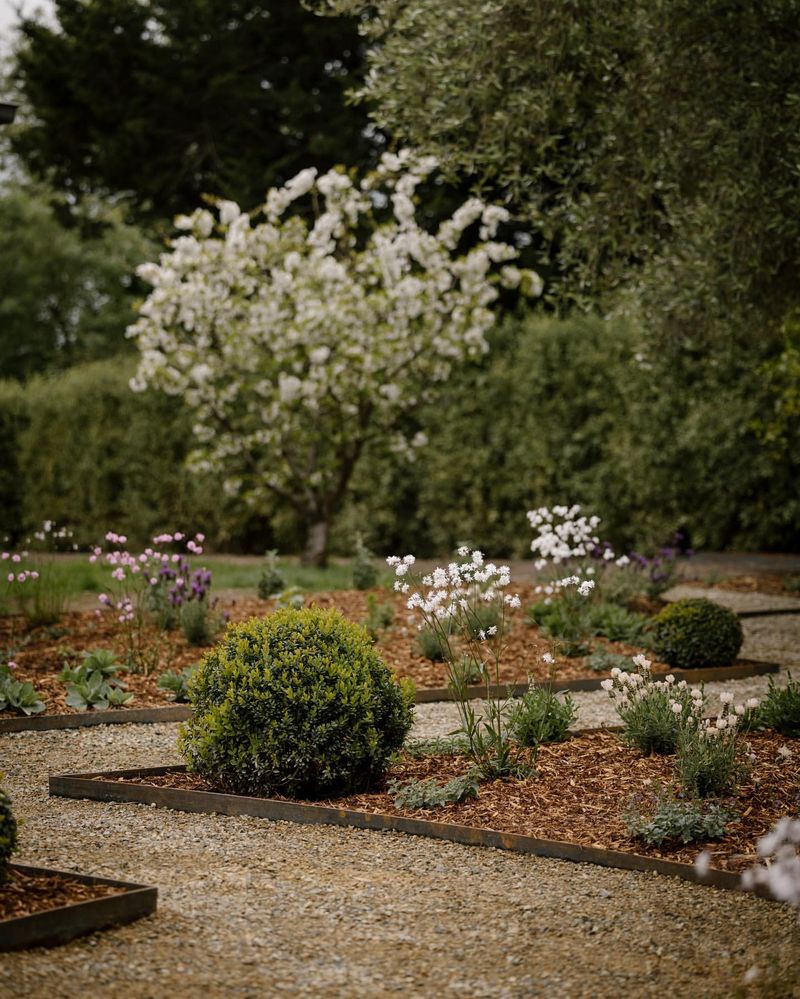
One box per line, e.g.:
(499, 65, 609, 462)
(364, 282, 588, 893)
(2, 620, 800, 997)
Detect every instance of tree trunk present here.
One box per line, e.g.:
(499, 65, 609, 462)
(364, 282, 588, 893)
(301, 519, 329, 567)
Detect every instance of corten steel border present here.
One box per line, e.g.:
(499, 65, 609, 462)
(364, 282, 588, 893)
(0, 659, 780, 730)
(50, 766, 771, 900)
(0, 863, 157, 952)
(0, 704, 191, 735)
(738, 607, 800, 619)
(414, 658, 779, 703)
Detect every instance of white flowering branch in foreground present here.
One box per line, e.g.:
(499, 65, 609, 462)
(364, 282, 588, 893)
(129, 150, 541, 564)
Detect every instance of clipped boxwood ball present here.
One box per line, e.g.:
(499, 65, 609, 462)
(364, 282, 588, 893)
(179, 608, 414, 798)
(652, 598, 743, 669)
(0, 784, 18, 883)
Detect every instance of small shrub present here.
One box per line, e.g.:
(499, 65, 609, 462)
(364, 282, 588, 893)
(157, 664, 197, 703)
(753, 672, 800, 737)
(511, 683, 576, 746)
(180, 608, 415, 798)
(0, 663, 45, 715)
(257, 549, 285, 599)
(651, 598, 743, 669)
(351, 534, 379, 590)
(675, 695, 752, 798)
(389, 772, 479, 809)
(415, 625, 448, 662)
(589, 601, 648, 644)
(624, 785, 734, 846)
(601, 655, 704, 755)
(364, 593, 394, 641)
(457, 654, 486, 685)
(180, 598, 224, 646)
(59, 649, 133, 710)
(0, 783, 18, 883)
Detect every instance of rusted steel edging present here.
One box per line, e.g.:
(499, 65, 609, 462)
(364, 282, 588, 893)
(0, 704, 191, 735)
(414, 659, 779, 703)
(0, 863, 157, 952)
(49, 767, 766, 900)
(738, 607, 800, 619)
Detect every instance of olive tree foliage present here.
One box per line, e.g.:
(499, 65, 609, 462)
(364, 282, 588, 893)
(314, 0, 800, 343)
(128, 152, 541, 564)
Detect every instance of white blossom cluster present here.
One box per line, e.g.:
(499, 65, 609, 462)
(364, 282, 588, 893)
(682, 690, 760, 741)
(527, 504, 630, 571)
(388, 547, 520, 623)
(600, 654, 703, 718)
(741, 817, 800, 913)
(128, 151, 541, 509)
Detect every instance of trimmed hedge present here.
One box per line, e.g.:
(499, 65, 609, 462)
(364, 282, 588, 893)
(652, 598, 743, 669)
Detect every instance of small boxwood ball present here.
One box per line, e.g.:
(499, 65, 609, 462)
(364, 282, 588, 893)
(179, 607, 414, 798)
(0, 785, 18, 883)
(652, 598, 743, 669)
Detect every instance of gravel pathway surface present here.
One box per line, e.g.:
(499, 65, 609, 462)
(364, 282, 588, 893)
(2, 619, 800, 997)
(663, 584, 800, 615)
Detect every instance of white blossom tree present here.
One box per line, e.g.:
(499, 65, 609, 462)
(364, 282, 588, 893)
(128, 150, 541, 564)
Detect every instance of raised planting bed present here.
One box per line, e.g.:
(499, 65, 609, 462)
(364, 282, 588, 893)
(50, 730, 796, 897)
(0, 863, 156, 951)
(1, 585, 782, 728)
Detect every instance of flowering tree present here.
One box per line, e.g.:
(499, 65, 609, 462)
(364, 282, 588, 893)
(128, 150, 541, 564)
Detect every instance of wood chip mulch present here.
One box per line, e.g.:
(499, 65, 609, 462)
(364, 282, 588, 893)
(106, 730, 799, 874)
(0, 868, 125, 921)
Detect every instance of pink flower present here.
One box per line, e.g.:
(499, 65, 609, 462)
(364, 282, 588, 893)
(7, 661, 17, 670)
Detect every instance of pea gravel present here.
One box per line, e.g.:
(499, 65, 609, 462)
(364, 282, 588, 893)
(2, 618, 800, 997)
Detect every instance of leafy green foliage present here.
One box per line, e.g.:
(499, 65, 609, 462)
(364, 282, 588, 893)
(179, 608, 414, 797)
(584, 649, 633, 674)
(623, 786, 734, 846)
(273, 586, 305, 610)
(0, 664, 46, 716)
(652, 599, 743, 669)
(363, 594, 394, 642)
(752, 673, 800, 738)
(323, 0, 800, 344)
(179, 599, 224, 647)
(403, 735, 470, 758)
(58, 649, 133, 711)
(526, 600, 590, 657)
(157, 665, 197, 703)
(351, 535, 379, 590)
(389, 772, 479, 810)
(12, 0, 375, 223)
(463, 602, 500, 641)
(415, 626, 448, 662)
(257, 550, 286, 599)
(589, 602, 648, 644)
(0, 783, 18, 883)
(675, 723, 749, 799)
(0, 184, 152, 380)
(511, 685, 576, 747)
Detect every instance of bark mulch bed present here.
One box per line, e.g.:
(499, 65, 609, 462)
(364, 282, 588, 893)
(99, 730, 798, 875)
(0, 867, 125, 921)
(0, 586, 685, 718)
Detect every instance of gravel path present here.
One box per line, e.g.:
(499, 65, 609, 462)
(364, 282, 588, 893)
(2, 618, 800, 996)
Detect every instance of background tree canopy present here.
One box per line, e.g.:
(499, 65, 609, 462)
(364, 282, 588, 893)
(11, 0, 375, 222)
(318, 0, 800, 344)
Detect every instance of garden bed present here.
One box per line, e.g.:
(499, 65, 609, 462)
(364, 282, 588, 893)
(50, 730, 796, 893)
(0, 586, 780, 729)
(0, 863, 157, 951)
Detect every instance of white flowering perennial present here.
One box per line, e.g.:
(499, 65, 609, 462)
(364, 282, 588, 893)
(741, 817, 800, 915)
(129, 151, 541, 559)
(600, 654, 704, 725)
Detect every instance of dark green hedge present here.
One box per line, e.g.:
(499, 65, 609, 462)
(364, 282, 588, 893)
(1, 317, 797, 554)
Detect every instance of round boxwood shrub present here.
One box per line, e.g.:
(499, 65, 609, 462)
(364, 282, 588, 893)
(0, 783, 18, 883)
(651, 598, 743, 669)
(179, 607, 415, 798)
